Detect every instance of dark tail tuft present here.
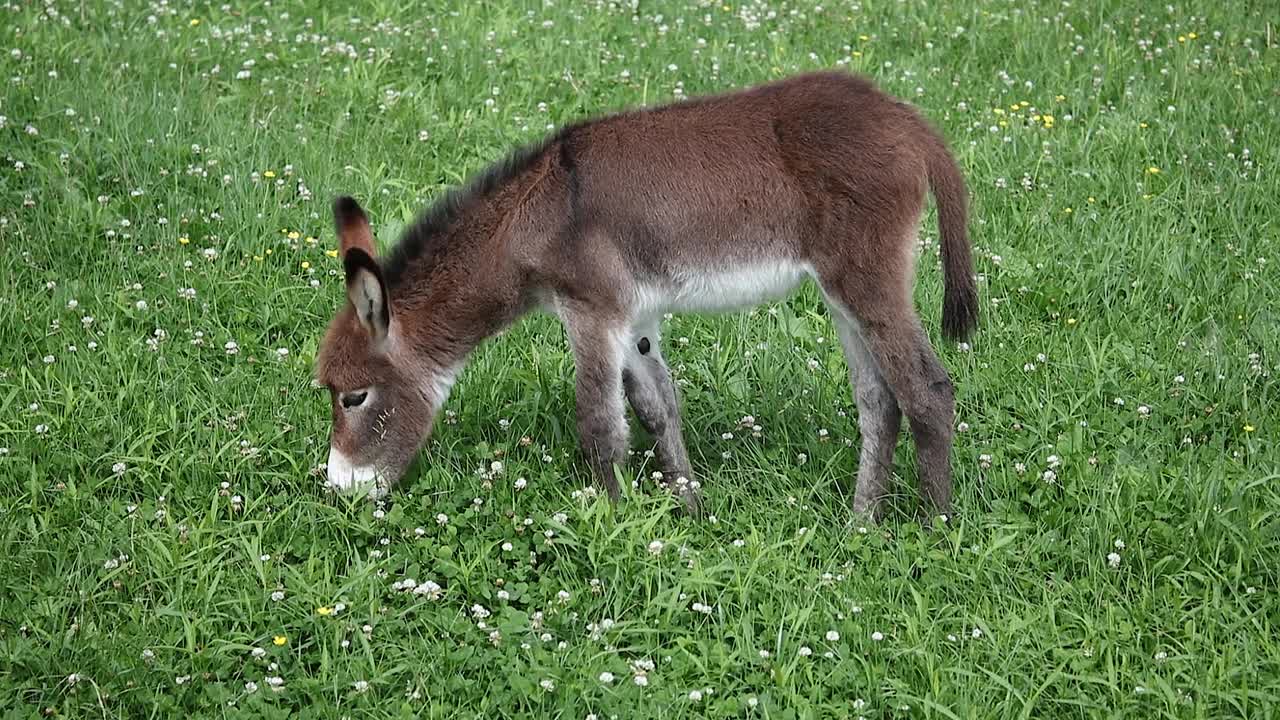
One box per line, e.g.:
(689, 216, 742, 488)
(924, 131, 978, 341)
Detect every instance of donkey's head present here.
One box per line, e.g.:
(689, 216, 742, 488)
(314, 197, 446, 497)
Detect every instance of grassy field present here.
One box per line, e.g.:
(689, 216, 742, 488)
(2, 0, 1278, 717)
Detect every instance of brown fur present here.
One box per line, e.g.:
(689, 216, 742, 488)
(315, 70, 977, 518)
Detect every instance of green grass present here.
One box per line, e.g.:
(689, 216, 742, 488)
(1, 0, 1278, 717)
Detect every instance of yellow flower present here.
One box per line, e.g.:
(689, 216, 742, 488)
(325, 249, 339, 258)
(1055, 94, 1066, 102)
(1178, 35, 1186, 43)
(264, 170, 276, 179)
(1063, 207, 1073, 214)
(301, 261, 311, 269)
(993, 108, 1005, 116)
(1009, 103, 1020, 111)
(178, 236, 190, 245)
(858, 34, 869, 41)
(1066, 318, 1077, 326)
(266, 248, 273, 255)
(306, 236, 318, 244)
(1146, 167, 1160, 175)
(1019, 100, 1030, 107)
(189, 19, 200, 27)
(851, 50, 862, 57)
(253, 255, 264, 262)
(1087, 197, 1096, 203)
(287, 230, 300, 240)
(1139, 122, 1149, 128)
(273, 635, 287, 646)
(1188, 32, 1198, 39)
(316, 606, 333, 616)
(1244, 424, 1255, 433)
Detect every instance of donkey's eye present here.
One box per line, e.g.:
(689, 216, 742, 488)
(340, 390, 369, 409)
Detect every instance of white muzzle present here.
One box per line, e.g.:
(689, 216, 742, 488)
(326, 447, 385, 499)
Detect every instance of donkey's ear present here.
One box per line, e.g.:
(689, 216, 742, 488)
(343, 248, 391, 341)
(333, 196, 376, 258)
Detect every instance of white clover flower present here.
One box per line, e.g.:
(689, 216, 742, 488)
(413, 580, 442, 599)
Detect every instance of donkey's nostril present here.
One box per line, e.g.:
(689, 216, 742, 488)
(341, 390, 368, 408)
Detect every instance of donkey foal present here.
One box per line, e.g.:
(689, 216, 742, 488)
(314, 71, 978, 519)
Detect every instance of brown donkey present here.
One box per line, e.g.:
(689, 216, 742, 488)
(315, 70, 977, 519)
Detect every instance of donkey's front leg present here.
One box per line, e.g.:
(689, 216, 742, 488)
(562, 306, 631, 501)
(622, 324, 700, 514)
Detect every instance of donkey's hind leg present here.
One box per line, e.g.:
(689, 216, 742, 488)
(820, 296, 902, 520)
(813, 247, 958, 517)
(623, 321, 700, 513)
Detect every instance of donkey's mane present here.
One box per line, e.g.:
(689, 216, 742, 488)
(381, 123, 582, 287)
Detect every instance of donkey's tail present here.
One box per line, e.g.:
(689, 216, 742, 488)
(923, 130, 978, 341)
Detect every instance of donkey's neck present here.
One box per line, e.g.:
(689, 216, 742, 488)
(391, 150, 567, 385)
